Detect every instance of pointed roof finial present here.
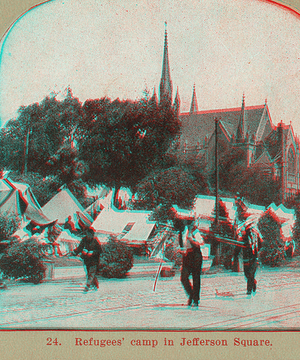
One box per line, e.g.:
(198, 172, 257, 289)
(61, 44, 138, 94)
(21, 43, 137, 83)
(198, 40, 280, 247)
(189, 83, 198, 114)
(159, 23, 172, 104)
(149, 87, 158, 108)
(173, 86, 180, 115)
(236, 93, 246, 142)
(265, 98, 268, 105)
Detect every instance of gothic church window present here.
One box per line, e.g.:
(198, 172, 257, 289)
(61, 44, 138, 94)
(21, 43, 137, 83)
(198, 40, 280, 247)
(288, 147, 295, 175)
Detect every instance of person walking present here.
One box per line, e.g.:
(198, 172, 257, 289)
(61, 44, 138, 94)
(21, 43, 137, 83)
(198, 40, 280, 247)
(69, 227, 102, 292)
(179, 222, 204, 307)
(234, 196, 262, 295)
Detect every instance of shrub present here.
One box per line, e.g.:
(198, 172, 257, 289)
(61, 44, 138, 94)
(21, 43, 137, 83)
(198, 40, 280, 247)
(0, 238, 46, 284)
(164, 241, 183, 268)
(258, 209, 285, 267)
(292, 203, 300, 256)
(98, 237, 133, 278)
(207, 200, 235, 268)
(0, 213, 18, 254)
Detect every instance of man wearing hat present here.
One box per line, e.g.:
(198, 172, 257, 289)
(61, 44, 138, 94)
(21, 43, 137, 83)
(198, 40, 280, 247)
(70, 227, 102, 292)
(179, 221, 204, 307)
(234, 196, 262, 295)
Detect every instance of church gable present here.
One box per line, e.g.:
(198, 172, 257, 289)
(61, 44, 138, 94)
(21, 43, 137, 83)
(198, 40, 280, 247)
(255, 103, 273, 143)
(263, 127, 282, 160)
(243, 106, 265, 139)
(180, 107, 245, 150)
(254, 150, 272, 166)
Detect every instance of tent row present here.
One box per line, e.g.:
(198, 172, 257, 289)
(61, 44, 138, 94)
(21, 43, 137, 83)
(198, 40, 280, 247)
(0, 176, 297, 257)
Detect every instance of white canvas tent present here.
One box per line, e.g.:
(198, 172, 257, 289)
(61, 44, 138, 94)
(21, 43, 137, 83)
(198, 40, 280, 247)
(42, 185, 92, 225)
(0, 178, 56, 227)
(0, 188, 27, 222)
(4, 177, 42, 210)
(0, 179, 12, 203)
(120, 216, 156, 245)
(266, 203, 295, 246)
(267, 203, 295, 226)
(194, 194, 266, 226)
(92, 207, 155, 244)
(194, 195, 237, 221)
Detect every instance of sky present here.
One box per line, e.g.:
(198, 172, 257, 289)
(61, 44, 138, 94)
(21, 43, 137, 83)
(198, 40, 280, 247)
(0, 0, 300, 134)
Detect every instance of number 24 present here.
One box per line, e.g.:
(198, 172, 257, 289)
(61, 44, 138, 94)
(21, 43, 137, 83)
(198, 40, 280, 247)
(47, 338, 59, 345)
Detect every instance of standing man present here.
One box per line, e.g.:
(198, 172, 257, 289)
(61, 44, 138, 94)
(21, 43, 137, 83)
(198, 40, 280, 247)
(70, 227, 102, 292)
(64, 215, 77, 233)
(179, 221, 204, 307)
(234, 196, 262, 295)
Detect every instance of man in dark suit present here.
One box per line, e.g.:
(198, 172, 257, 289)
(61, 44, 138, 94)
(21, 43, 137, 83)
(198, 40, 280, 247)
(234, 196, 262, 295)
(70, 227, 102, 292)
(179, 222, 204, 307)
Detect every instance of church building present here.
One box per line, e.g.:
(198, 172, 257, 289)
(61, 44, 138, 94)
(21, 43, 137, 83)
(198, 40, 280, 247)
(157, 29, 300, 203)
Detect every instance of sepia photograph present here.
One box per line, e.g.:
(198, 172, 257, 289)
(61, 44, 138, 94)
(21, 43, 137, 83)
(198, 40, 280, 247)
(1, 0, 300, 358)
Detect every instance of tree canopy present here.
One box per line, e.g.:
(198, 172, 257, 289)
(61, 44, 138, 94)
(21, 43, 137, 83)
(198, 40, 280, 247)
(133, 166, 209, 221)
(0, 90, 183, 209)
(77, 96, 181, 190)
(0, 89, 83, 180)
(215, 146, 280, 206)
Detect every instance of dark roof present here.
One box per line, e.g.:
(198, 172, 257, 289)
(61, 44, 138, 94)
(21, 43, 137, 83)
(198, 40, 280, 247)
(263, 123, 290, 161)
(179, 104, 272, 146)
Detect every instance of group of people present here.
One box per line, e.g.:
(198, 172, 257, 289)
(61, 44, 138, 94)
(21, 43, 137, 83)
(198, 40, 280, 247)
(176, 195, 262, 306)
(69, 196, 262, 302)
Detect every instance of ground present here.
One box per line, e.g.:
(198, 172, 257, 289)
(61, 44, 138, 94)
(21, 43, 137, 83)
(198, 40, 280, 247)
(1, 256, 300, 330)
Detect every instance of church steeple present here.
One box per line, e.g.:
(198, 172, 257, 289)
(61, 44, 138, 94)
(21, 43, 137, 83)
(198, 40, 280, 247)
(173, 87, 180, 115)
(159, 23, 173, 104)
(236, 93, 246, 142)
(189, 84, 198, 113)
(149, 87, 158, 108)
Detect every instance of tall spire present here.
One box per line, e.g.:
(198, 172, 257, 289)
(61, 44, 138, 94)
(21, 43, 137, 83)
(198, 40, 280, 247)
(189, 84, 198, 114)
(149, 87, 158, 108)
(173, 87, 180, 115)
(159, 22, 173, 105)
(236, 93, 246, 142)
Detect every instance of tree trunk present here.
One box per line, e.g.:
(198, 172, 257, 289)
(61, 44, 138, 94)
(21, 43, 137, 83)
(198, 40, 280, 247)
(112, 186, 121, 209)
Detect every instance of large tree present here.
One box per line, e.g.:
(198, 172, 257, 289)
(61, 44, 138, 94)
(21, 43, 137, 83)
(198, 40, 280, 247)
(77, 96, 181, 193)
(215, 146, 280, 206)
(0, 89, 83, 179)
(133, 166, 209, 221)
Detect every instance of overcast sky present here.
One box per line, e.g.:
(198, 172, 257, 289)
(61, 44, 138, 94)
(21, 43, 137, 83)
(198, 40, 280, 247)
(0, 0, 300, 134)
